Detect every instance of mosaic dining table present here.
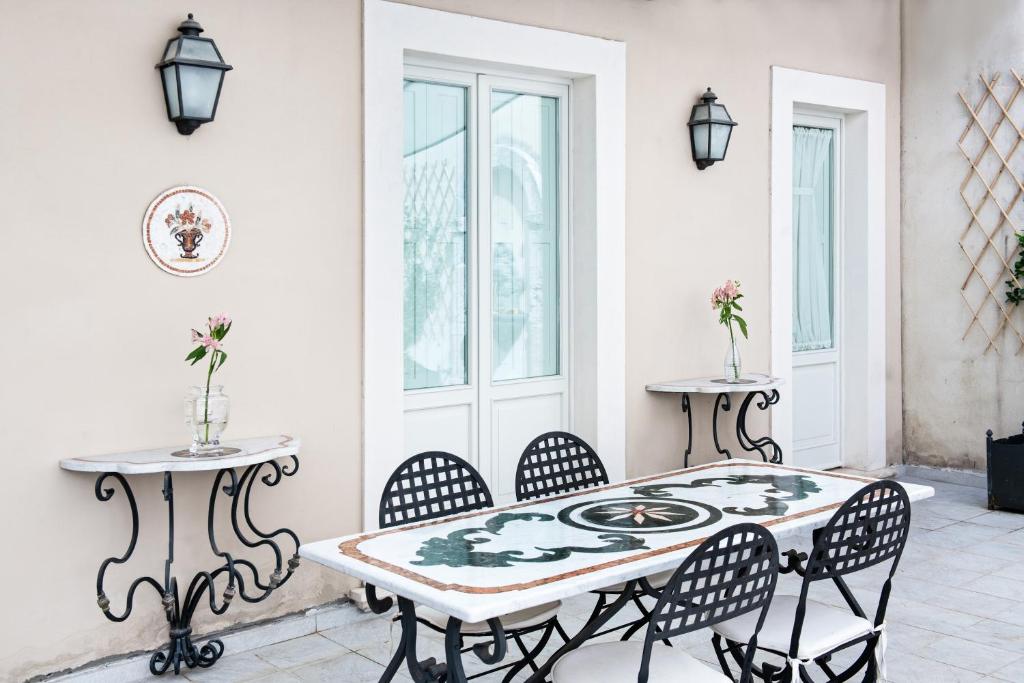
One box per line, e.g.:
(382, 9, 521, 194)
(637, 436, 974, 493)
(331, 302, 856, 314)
(299, 460, 934, 683)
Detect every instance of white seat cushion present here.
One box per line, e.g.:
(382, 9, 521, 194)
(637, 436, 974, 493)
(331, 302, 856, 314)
(417, 600, 561, 635)
(552, 641, 729, 683)
(596, 569, 675, 594)
(710, 595, 874, 660)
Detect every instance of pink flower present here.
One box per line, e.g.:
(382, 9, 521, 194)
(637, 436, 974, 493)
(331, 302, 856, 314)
(711, 279, 741, 307)
(209, 313, 231, 329)
(191, 329, 203, 343)
(201, 335, 221, 351)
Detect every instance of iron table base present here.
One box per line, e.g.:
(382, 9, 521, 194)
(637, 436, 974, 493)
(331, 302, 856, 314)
(679, 389, 783, 467)
(93, 457, 300, 676)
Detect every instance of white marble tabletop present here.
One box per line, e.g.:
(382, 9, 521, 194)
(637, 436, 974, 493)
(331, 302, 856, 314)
(300, 461, 932, 624)
(59, 435, 300, 475)
(645, 373, 785, 394)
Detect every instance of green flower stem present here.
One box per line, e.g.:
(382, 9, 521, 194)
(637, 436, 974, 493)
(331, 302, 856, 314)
(204, 349, 217, 444)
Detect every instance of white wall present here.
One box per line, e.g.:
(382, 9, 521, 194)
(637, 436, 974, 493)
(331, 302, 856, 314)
(902, 0, 1024, 469)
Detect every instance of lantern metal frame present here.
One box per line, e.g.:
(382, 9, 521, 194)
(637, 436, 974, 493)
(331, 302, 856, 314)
(155, 14, 233, 136)
(687, 87, 738, 170)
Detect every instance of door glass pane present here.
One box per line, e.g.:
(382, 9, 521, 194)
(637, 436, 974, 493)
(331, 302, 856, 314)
(403, 80, 469, 390)
(792, 125, 835, 352)
(490, 91, 560, 381)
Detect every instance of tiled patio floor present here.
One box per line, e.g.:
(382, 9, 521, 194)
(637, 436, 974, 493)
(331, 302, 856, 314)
(183, 475, 1024, 682)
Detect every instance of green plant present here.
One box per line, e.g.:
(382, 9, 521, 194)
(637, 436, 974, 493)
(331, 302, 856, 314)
(1007, 233, 1024, 305)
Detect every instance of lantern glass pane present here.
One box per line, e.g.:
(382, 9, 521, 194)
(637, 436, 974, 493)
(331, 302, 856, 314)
(163, 41, 178, 61)
(162, 65, 180, 118)
(709, 103, 728, 121)
(179, 65, 221, 118)
(710, 122, 731, 159)
(690, 103, 710, 123)
(692, 122, 710, 159)
(179, 38, 220, 62)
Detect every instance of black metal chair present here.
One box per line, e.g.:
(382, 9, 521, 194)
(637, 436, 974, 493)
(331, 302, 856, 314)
(377, 451, 569, 682)
(515, 431, 610, 501)
(514, 432, 675, 641)
(551, 523, 780, 683)
(711, 480, 912, 682)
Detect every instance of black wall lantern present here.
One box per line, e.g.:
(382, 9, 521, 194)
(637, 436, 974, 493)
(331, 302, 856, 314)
(156, 14, 232, 135)
(687, 88, 737, 170)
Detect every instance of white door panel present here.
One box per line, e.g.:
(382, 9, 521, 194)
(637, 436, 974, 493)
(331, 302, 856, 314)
(404, 403, 474, 460)
(489, 392, 566, 503)
(792, 359, 839, 469)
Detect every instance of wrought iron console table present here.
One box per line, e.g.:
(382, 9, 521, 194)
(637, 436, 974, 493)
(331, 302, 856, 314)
(59, 435, 301, 676)
(646, 374, 785, 467)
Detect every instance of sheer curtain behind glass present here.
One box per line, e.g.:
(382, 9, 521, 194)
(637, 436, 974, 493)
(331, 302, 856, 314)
(403, 80, 469, 389)
(792, 126, 835, 352)
(490, 91, 560, 381)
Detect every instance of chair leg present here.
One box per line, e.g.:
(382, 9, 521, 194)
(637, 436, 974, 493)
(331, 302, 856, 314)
(585, 592, 607, 625)
(502, 622, 556, 682)
(552, 617, 571, 643)
(713, 634, 736, 680)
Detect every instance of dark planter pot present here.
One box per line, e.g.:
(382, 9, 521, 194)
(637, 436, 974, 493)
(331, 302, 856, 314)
(987, 425, 1024, 512)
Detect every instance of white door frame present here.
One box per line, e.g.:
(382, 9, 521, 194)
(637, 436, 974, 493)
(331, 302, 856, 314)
(770, 66, 886, 472)
(363, 0, 626, 528)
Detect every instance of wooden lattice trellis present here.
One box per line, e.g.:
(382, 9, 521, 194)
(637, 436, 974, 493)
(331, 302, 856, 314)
(958, 71, 1024, 355)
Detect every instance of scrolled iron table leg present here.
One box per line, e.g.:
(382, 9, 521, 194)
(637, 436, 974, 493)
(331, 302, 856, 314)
(525, 579, 639, 683)
(397, 597, 445, 682)
(681, 393, 694, 467)
(92, 458, 300, 676)
(712, 393, 733, 459)
(735, 389, 783, 463)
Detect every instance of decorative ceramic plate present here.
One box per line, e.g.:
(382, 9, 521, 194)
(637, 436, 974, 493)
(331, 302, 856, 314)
(142, 186, 230, 276)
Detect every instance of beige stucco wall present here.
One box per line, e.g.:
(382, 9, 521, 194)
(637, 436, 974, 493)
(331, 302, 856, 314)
(0, 1, 901, 679)
(902, 0, 1024, 470)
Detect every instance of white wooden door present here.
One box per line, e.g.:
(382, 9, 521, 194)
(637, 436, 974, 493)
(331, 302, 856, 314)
(792, 113, 843, 470)
(403, 66, 570, 503)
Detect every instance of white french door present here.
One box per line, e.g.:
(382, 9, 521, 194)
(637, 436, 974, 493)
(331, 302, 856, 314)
(402, 65, 570, 503)
(792, 112, 843, 470)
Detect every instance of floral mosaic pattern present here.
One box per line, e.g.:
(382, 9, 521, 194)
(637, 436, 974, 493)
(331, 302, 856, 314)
(632, 474, 821, 517)
(411, 512, 646, 568)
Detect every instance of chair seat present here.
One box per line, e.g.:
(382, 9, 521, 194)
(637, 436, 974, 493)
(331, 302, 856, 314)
(595, 568, 675, 594)
(711, 595, 874, 660)
(552, 641, 730, 683)
(417, 600, 561, 635)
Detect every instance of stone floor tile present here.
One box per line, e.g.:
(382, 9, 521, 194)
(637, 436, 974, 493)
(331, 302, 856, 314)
(254, 634, 348, 670)
(886, 597, 985, 635)
(968, 511, 1024, 531)
(990, 660, 1024, 682)
(884, 651, 986, 682)
(963, 574, 1024, 601)
(290, 651, 403, 683)
(248, 673, 302, 683)
(182, 653, 278, 682)
(896, 558, 988, 588)
(964, 540, 1024, 563)
(321, 615, 401, 652)
(918, 635, 1023, 675)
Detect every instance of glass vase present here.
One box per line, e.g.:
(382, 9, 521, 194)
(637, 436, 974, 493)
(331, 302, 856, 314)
(724, 338, 742, 383)
(185, 385, 230, 455)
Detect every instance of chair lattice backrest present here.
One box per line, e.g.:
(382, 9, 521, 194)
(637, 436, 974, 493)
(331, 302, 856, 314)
(378, 451, 494, 529)
(514, 431, 609, 501)
(804, 480, 911, 582)
(641, 524, 778, 682)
